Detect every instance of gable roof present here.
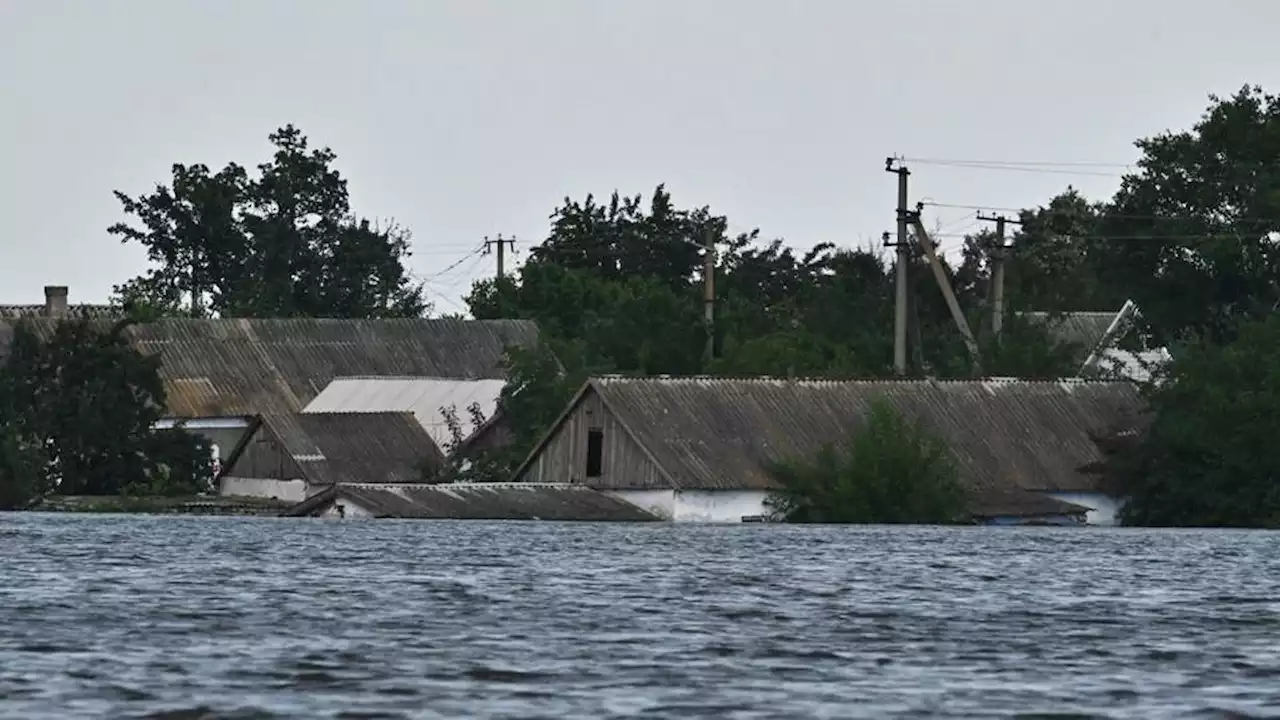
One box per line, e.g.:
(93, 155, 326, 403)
(1019, 309, 1122, 356)
(232, 411, 439, 486)
(301, 376, 506, 451)
(514, 376, 1145, 518)
(0, 317, 539, 418)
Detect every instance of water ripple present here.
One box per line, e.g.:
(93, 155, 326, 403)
(2, 515, 1280, 718)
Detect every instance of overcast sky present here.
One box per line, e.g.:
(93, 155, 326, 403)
(3, 1, 1278, 314)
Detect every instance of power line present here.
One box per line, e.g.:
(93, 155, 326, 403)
(901, 158, 1124, 178)
(929, 231, 1277, 242)
(432, 252, 492, 286)
(421, 244, 486, 279)
(903, 156, 1135, 169)
(919, 201, 1280, 225)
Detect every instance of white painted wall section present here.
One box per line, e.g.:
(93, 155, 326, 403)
(321, 497, 375, 518)
(1047, 491, 1123, 526)
(609, 489, 771, 523)
(220, 477, 308, 503)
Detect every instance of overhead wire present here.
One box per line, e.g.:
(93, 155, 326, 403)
(903, 156, 1135, 169)
(917, 201, 1280, 226)
(900, 157, 1130, 177)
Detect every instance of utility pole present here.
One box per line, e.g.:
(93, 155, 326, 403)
(703, 227, 717, 368)
(909, 206, 982, 372)
(484, 234, 516, 318)
(885, 157, 910, 375)
(976, 213, 1021, 340)
(483, 234, 516, 281)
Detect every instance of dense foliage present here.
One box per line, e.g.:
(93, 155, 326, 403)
(1080, 86, 1280, 526)
(764, 400, 968, 523)
(110, 125, 426, 319)
(0, 320, 211, 508)
(1091, 314, 1280, 527)
(465, 186, 1083, 381)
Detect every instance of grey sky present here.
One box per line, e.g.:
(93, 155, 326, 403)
(3, 1, 1278, 314)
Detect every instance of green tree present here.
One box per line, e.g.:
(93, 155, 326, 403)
(1097, 85, 1280, 346)
(0, 319, 211, 497)
(1003, 188, 1128, 313)
(110, 125, 427, 319)
(1094, 314, 1280, 528)
(435, 337, 595, 484)
(0, 426, 49, 510)
(765, 399, 968, 523)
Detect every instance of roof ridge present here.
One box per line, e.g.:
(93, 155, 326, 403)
(593, 375, 1131, 385)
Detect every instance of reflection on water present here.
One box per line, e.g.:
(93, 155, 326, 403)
(2, 514, 1279, 718)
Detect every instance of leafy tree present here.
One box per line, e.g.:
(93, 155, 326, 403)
(1098, 85, 1280, 346)
(110, 125, 427, 319)
(531, 185, 738, 291)
(0, 319, 211, 498)
(1092, 314, 1280, 527)
(434, 338, 595, 484)
(1003, 188, 1128, 313)
(0, 426, 49, 510)
(765, 399, 968, 523)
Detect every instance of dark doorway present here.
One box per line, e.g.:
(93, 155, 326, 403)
(586, 428, 603, 478)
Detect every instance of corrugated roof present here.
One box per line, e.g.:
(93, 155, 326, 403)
(302, 377, 506, 451)
(0, 305, 118, 320)
(284, 482, 659, 520)
(256, 411, 440, 485)
(522, 376, 1145, 517)
(0, 317, 538, 418)
(1019, 309, 1122, 355)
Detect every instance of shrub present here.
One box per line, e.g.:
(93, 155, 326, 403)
(765, 399, 968, 523)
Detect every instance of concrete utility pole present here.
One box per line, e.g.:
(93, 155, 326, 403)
(976, 213, 1022, 340)
(909, 207, 982, 372)
(483, 234, 516, 280)
(885, 157, 911, 375)
(703, 227, 717, 367)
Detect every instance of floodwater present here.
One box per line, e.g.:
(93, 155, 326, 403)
(2, 516, 1279, 719)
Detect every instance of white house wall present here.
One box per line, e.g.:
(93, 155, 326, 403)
(320, 497, 375, 519)
(220, 477, 309, 503)
(609, 489, 771, 523)
(1047, 491, 1123, 526)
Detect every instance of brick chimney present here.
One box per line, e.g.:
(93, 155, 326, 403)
(43, 285, 68, 318)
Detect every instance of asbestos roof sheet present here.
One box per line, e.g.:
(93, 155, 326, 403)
(285, 482, 660, 521)
(302, 376, 506, 451)
(0, 316, 538, 421)
(0, 305, 118, 320)
(260, 411, 440, 485)
(565, 376, 1146, 517)
(1020, 310, 1121, 355)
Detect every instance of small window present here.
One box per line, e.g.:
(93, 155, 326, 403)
(586, 428, 603, 478)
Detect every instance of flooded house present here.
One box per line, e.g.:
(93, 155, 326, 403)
(0, 290, 540, 503)
(127, 316, 539, 502)
(1022, 301, 1171, 382)
(512, 376, 1147, 525)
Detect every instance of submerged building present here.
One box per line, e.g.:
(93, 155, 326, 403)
(1022, 301, 1172, 382)
(0, 289, 540, 503)
(512, 376, 1146, 525)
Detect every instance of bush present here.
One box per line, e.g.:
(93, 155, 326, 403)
(1096, 314, 1280, 527)
(765, 399, 968, 523)
(0, 318, 214, 501)
(0, 426, 50, 510)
